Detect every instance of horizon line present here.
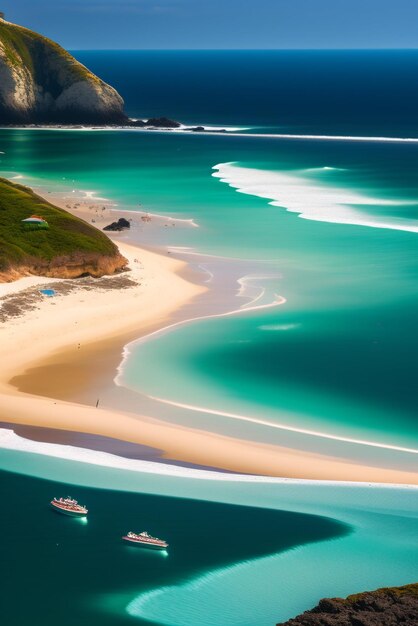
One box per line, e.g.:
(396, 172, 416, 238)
(68, 47, 418, 52)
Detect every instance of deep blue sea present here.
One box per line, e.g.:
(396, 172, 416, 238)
(76, 49, 418, 136)
(0, 50, 417, 626)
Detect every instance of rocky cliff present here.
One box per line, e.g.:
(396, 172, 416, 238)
(277, 583, 418, 626)
(0, 15, 126, 124)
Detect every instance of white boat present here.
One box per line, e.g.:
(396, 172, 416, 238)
(122, 531, 168, 550)
(50, 496, 88, 517)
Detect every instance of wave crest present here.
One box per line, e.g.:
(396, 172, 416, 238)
(213, 162, 418, 234)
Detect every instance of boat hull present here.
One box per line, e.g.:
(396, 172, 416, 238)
(122, 537, 168, 550)
(50, 503, 87, 517)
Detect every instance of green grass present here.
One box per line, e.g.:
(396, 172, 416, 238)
(0, 21, 35, 71)
(0, 20, 99, 85)
(0, 177, 119, 273)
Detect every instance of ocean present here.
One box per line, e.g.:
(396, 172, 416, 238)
(78, 49, 418, 137)
(0, 50, 417, 625)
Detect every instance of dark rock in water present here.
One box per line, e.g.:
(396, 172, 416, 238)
(277, 583, 418, 625)
(145, 117, 181, 128)
(103, 218, 131, 232)
(189, 126, 227, 133)
(184, 126, 229, 133)
(125, 117, 181, 129)
(126, 119, 146, 127)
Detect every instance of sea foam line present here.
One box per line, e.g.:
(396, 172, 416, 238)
(0, 428, 416, 489)
(6, 125, 418, 143)
(213, 162, 418, 234)
(134, 210, 199, 227)
(226, 132, 418, 143)
(143, 395, 418, 456)
(115, 286, 286, 386)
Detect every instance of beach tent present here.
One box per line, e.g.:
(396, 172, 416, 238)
(21, 215, 49, 230)
(39, 289, 57, 297)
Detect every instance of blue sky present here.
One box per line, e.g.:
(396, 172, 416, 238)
(3, 0, 418, 50)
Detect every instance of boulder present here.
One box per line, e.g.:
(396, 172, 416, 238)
(103, 218, 131, 232)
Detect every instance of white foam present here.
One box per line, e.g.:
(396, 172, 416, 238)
(115, 288, 285, 385)
(240, 133, 418, 143)
(0, 428, 415, 489)
(188, 124, 252, 132)
(305, 166, 346, 172)
(4, 126, 418, 143)
(258, 323, 299, 331)
(237, 274, 282, 309)
(213, 162, 418, 234)
(0, 428, 223, 481)
(134, 210, 199, 228)
(0, 124, 249, 135)
(144, 395, 418, 456)
(81, 190, 112, 202)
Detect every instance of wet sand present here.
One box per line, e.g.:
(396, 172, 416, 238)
(0, 186, 417, 484)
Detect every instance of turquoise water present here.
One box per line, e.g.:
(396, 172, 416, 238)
(1, 51, 418, 625)
(2, 466, 348, 626)
(1, 130, 417, 453)
(0, 449, 417, 625)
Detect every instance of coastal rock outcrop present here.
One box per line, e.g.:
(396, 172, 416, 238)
(0, 15, 126, 124)
(126, 117, 181, 129)
(277, 583, 418, 626)
(145, 117, 181, 128)
(103, 217, 131, 231)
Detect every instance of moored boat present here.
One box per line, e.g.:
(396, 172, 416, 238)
(122, 531, 168, 550)
(50, 496, 88, 517)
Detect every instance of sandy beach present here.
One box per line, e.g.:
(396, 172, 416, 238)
(0, 187, 417, 484)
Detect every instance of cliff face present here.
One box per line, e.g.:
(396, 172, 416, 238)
(277, 583, 418, 626)
(0, 251, 127, 282)
(0, 17, 126, 123)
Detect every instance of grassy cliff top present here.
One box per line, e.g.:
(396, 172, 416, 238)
(0, 18, 100, 85)
(0, 17, 125, 123)
(0, 177, 120, 274)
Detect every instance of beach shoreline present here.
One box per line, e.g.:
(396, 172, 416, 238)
(3, 124, 418, 143)
(0, 182, 417, 484)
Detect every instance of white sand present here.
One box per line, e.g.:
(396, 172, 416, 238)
(0, 241, 205, 381)
(0, 192, 417, 483)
